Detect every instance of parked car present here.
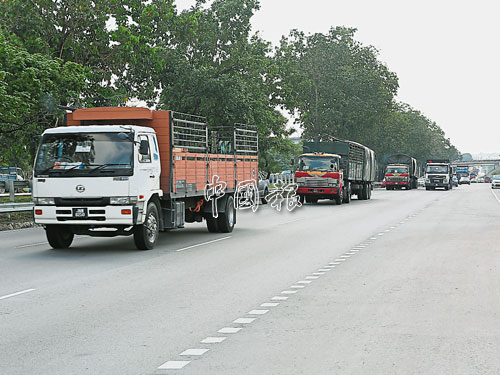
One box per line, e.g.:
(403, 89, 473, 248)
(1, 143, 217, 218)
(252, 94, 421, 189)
(484, 176, 492, 183)
(471, 177, 478, 183)
(478, 177, 485, 183)
(492, 175, 500, 189)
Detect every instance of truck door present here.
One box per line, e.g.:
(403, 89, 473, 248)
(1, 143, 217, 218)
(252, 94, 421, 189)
(136, 134, 160, 193)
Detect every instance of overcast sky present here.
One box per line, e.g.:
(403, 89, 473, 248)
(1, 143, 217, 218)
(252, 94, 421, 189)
(176, 0, 500, 155)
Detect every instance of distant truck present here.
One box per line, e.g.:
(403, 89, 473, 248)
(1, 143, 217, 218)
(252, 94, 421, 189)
(293, 140, 376, 204)
(0, 166, 25, 193)
(32, 107, 258, 250)
(384, 153, 418, 190)
(425, 159, 453, 190)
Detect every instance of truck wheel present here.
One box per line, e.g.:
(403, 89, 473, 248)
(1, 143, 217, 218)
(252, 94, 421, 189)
(342, 183, 351, 203)
(335, 194, 343, 205)
(217, 195, 235, 233)
(46, 225, 74, 249)
(359, 184, 368, 200)
(261, 188, 269, 204)
(134, 202, 159, 250)
(206, 215, 219, 233)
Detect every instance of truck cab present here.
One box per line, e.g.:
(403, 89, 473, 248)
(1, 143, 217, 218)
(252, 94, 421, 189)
(425, 159, 452, 190)
(385, 164, 410, 190)
(33, 125, 161, 244)
(295, 152, 344, 205)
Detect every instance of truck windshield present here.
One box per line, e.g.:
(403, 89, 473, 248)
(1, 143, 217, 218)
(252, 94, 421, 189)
(34, 132, 134, 177)
(298, 156, 338, 172)
(386, 166, 408, 174)
(426, 165, 448, 174)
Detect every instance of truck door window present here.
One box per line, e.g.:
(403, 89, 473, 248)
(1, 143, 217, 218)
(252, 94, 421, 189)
(138, 135, 151, 163)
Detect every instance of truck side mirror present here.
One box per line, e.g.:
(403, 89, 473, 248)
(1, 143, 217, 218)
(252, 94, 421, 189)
(139, 139, 150, 155)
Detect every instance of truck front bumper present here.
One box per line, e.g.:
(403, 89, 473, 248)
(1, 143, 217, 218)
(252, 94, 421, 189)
(425, 183, 448, 189)
(297, 187, 338, 196)
(34, 205, 138, 225)
(386, 181, 408, 186)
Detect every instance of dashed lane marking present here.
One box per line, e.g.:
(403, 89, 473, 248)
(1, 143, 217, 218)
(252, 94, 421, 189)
(272, 296, 288, 300)
(175, 236, 232, 252)
(297, 280, 312, 284)
(290, 285, 305, 289)
(248, 309, 269, 315)
(218, 327, 241, 334)
(261, 302, 279, 307)
(233, 318, 256, 324)
(281, 290, 297, 294)
(201, 337, 226, 344)
(305, 276, 319, 280)
(180, 349, 209, 356)
(0, 288, 36, 301)
(158, 361, 190, 370)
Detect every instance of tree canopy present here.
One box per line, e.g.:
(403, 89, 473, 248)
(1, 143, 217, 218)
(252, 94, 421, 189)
(0, 0, 459, 171)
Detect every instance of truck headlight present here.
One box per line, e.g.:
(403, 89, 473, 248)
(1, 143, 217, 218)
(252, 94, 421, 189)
(110, 196, 138, 205)
(33, 197, 55, 205)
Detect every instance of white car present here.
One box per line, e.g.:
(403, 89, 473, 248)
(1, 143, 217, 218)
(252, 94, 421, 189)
(492, 176, 500, 189)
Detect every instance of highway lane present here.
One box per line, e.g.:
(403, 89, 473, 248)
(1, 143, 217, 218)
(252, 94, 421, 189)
(1, 185, 496, 374)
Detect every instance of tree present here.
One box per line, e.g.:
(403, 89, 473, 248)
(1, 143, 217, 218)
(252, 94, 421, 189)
(0, 29, 86, 167)
(275, 27, 399, 142)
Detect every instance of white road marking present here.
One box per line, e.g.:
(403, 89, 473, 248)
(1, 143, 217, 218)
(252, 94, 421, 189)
(272, 296, 288, 300)
(340, 255, 351, 258)
(290, 285, 305, 289)
(323, 265, 336, 268)
(390, 226, 396, 229)
(345, 252, 355, 255)
(312, 272, 325, 275)
(305, 276, 319, 280)
(281, 290, 297, 294)
(233, 318, 255, 324)
(175, 236, 232, 252)
(180, 349, 209, 356)
(378, 233, 384, 236)
(297, 280, 312, 284)
(334, 259, 346, 262)
(15, 242, 49, 249)
(158, 361, 191, 370)
(248, 309, 269, 315)
(261, 302, 279, 307)
(370, 237, 377, 240)
(491, 189, 500, 205)
(277, 218, 305, 226)
(384, 229, 390, 232)
(0, 288, 36, 301)
(350, 250, 359, 253)
(218, 327, 241, 334)
(201, 337, 227, 344)
(318, 268, 331, 271)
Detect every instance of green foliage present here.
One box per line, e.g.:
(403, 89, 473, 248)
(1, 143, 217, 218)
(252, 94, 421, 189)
(0, 29, 86, 168)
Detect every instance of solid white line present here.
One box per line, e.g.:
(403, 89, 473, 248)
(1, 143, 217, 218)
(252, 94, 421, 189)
(491, 189, 500, 205)
(0, 288, 36, 301)
(15, 242, 48, 249)
(175, 236, 232, 252)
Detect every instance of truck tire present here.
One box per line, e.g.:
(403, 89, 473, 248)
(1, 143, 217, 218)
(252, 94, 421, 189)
(46, 225, 74, 249)
(335, 194, 342, 205)
(206, 215, 219, 232)
(359, 184, 368, 200)
(342, 183, 351, 203)
(134, 202, 160, 250)
(217, 195, 235, 233)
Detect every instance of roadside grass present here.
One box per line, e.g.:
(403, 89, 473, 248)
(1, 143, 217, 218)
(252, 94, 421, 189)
(0, 195, 32, 204)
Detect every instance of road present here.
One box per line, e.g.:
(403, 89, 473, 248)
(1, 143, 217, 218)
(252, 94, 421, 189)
(1, 184, 500, 374)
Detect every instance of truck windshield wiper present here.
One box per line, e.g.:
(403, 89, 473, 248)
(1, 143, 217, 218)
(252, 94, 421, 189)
(87, 163, 131, 174)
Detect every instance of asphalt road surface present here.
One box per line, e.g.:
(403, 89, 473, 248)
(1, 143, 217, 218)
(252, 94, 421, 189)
(1, 184, 500, 375)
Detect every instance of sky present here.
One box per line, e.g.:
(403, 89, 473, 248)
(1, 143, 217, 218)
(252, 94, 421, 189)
(175, 0, 500, 155)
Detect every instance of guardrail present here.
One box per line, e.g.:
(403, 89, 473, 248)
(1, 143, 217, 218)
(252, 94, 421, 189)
(0, 202, 33, 214)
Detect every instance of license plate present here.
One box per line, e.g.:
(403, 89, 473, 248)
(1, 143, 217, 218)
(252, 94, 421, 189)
(72, 208, 88, 218)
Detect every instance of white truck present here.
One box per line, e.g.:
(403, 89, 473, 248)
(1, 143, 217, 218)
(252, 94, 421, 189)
(424, 159, 453, 190)
(32, 107, 258, 250)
